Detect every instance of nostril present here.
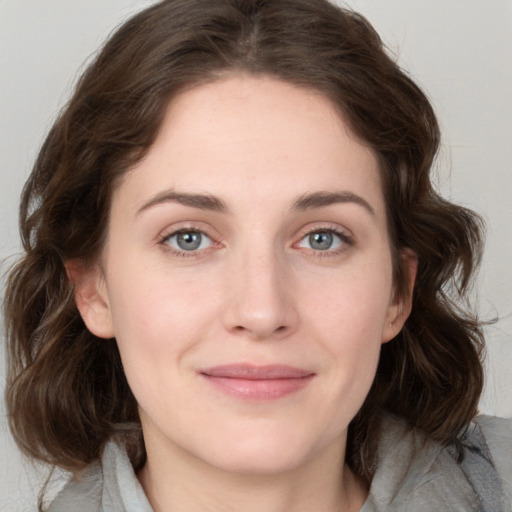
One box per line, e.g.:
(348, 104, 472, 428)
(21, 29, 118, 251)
(230, 323, 289, 339)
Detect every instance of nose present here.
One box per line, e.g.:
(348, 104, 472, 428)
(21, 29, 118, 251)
(222, 247, 299, 341)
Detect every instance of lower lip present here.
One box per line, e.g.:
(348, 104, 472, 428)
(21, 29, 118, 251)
(201, 375, 314, 400)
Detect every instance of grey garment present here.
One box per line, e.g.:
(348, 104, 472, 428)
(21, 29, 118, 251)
(48, 441, 153, 512)
(360, 415, 512, 512)
(49, 415, 512, 512)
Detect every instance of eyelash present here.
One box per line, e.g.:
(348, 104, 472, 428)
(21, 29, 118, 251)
(158, 224, 354, 258)
(158, 227, 218, 258)
(295, 225, 354, 258)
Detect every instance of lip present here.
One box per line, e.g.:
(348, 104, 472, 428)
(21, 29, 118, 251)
(199, 364, 315, 401)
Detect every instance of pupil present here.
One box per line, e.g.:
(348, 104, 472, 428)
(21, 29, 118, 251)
(310, 232, 333, 250)
(177, 232, 202, 250)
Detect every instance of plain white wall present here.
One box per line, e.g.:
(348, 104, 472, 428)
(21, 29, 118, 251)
(1, 1, 511, 509)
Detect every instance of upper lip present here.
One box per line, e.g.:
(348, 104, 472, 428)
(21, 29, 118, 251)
(199, 364, 314, 380)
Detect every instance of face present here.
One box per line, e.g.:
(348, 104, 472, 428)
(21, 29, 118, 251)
(75, 75, 413, 476)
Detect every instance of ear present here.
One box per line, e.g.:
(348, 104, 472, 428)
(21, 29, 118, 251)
(66, 259, 115, 339)
(382, 248, 418, 343)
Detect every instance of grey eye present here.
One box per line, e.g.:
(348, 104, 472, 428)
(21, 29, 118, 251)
(297, 230, 345, 251)
(177, 232, 202, 250)
(309, 231, 334, 250)
(166, 231, 213, 252)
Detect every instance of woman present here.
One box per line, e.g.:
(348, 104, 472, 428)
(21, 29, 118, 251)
(3, 0, 511, 510)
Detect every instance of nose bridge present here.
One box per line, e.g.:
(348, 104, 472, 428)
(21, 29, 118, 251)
(223, 235, 297, 340)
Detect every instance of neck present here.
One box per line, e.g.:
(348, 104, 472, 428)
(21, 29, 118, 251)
(138, 433, 368, 512)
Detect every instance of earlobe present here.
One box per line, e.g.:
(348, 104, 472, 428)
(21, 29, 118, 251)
(66, 259, 115, 339)
(382, 248, 418, 343)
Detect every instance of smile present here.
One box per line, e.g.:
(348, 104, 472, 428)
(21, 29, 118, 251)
(199, 364, 316, 401)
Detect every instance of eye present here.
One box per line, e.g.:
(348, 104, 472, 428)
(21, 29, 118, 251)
(297, 229, 349, 252)
(163, 229, 214, 252)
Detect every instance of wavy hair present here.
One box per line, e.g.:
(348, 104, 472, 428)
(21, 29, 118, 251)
(4, 0, 484, 483)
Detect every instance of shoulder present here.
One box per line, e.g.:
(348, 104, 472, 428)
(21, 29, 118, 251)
(471, 415, 512, 504)
(47, 462, 103, 512)
(362, 414, 512, 512)
(48, 439, 153, 512)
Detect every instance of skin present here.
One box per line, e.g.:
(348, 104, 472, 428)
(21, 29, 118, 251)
(73, 74, 416, 512)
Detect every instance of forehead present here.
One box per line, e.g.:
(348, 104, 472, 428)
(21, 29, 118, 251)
(114, 74, 385, 221)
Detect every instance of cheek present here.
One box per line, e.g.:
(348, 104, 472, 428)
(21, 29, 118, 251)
(317, 282, 387, 380)
(105, 270, 212, 417)
(109, 256, 214, 328)
(302, 262, 393, 343)
(105, 260, 225, 380)
(302, 260, 392, 391)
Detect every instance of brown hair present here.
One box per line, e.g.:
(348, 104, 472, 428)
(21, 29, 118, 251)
(4, 0, 484, 482)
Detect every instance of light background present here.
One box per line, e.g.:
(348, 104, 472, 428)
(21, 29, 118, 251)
(1, 0, 511, 509)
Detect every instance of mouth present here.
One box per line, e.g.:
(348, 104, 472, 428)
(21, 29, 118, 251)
(199, 364, 316, 401)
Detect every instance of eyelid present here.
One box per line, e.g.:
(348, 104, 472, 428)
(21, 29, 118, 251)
(156, 221, 354, 259)
(293, 223, 354, 255)
(157, 223, 222, 257)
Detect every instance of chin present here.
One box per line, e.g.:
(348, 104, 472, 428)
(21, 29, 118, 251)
(195, 424, 334, 476)
(211, 447, 308, 476)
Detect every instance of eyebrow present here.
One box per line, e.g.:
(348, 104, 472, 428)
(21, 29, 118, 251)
(292, 191, 375, 216)
(136, 189, 229, 216)
(136, 188, 374, 217)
